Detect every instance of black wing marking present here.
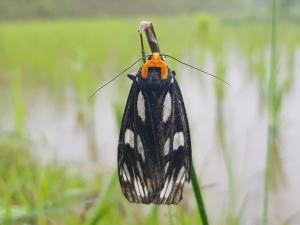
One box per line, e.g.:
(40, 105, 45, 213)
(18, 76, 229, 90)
(118, 70, 191, 205)
(155, 77, 191, 204)
(118, 76, 163, 204)
(118, 78, 149, 203)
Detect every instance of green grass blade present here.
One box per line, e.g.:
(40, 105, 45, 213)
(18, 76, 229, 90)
(84, 170, 118, 225)
(145, 206, 159, 225)
(191, 163, 209, 225)
(263, 126, 276, 225)
(263, 0, 277, 224)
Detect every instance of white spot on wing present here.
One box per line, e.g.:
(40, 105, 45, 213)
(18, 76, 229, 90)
(137, 91, 146, 122)
(137, 135, 145, 161)
(165, 161, 169, 174)
(173, 132, 184, 150)
(162, 92, 172, 122)
(125, 129, 134, 148)
(123, 163, 131, 182)
(180, 177, 185, 184)
(144, 186, 148, 197)
(165, 178, 173, 199)
(137, 177, 145, 197)
(164, 138, 170, 155)
(137, 161, 143, 178)
(134, 178, 141, 197)
(176, 167, 185, 184)
(159, 170, 175, 200)
(159, 178, 170, 199)
(147, 178, 153, 194)
(121, 170, 128, 181)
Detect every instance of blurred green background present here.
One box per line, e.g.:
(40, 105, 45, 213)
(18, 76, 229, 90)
(0, 0, 299, 224)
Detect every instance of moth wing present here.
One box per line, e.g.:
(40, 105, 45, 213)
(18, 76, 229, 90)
(156, 77, 192, 204)
(117, 78, 154, 204)
(118, 73, 191, 205)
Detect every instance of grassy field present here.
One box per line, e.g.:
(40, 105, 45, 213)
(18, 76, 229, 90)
(0, 12, 299, 225)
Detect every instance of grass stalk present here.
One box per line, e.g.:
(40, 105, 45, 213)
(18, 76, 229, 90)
(191, 163, 209, 225)
(262, 0, 277, 224)
(84, 171, 118, 225)
(13, 72, 26, 135)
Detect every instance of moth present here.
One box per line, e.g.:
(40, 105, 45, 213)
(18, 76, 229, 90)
(116, 21, 192, 204)
(117, 51, 191, 204)
(89, 22, 228, 205)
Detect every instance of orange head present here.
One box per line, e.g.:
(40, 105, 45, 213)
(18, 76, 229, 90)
(141, 52, 168, 80)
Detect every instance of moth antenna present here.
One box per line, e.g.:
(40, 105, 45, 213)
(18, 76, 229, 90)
(164, 54, 231, 87)
(88, 58, 143, 102)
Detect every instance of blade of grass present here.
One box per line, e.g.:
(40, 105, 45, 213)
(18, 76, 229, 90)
(263, 0, 277, 224)
(191, 163, 209, 225)
(84, 170, 118, 225)
(13, 72, 26, 135)
(144, 206, 159, 225)
(1, 197, 96, 223)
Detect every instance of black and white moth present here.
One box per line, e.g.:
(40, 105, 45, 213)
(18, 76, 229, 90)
(89, 21, 229, 205)
(117, 52, 191, 204)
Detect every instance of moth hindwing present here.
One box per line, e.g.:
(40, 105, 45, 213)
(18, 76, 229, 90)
(117, 54, 191, 205)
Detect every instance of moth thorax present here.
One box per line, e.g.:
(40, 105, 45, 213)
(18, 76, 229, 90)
(143, 68, 168, 86)
(141, 52, 168, 80)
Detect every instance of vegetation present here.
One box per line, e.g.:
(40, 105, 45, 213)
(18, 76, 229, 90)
(1, 0, 299, 21)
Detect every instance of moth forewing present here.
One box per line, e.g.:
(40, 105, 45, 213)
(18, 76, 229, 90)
(118, 66, 191, 205)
